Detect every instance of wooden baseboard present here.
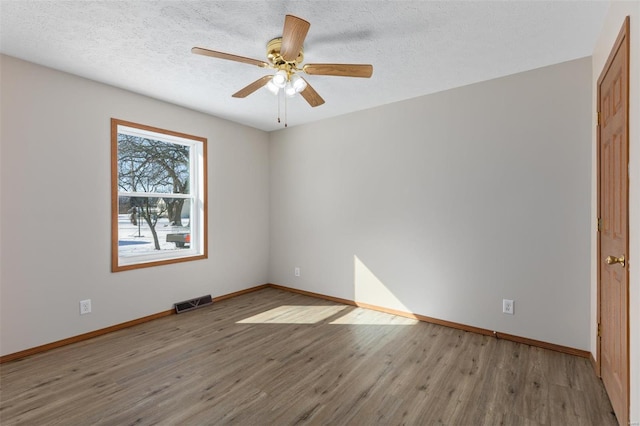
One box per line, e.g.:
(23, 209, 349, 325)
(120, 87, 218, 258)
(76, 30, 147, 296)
(590, 352, 599, 376)
(268, 283, 357, 307)
(0, 284, 270, 364)
(1, 282, 590, 363)
(491, 330, 589, 358)
(267, 283, 591, 359)
(0, 309, 174, 364)
(213, 284, 270, 302)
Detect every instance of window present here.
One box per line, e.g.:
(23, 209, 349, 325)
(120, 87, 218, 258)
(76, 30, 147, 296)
(111, 119, 207, 271)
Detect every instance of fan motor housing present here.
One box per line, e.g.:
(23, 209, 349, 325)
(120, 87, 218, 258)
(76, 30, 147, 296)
(267, 37, 304, 66)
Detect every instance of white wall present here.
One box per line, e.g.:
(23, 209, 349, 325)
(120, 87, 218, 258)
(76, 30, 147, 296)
(269, 57, 592, 350)
(591, 2, 640, 422)
(0, 55, 270, 356)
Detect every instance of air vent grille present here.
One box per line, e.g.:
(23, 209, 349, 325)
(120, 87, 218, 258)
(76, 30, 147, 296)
(174, 294, 213, 314)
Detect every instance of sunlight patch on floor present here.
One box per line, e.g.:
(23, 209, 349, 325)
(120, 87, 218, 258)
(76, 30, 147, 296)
(237, 305, 348, 324)
(329, 308, 418, 325)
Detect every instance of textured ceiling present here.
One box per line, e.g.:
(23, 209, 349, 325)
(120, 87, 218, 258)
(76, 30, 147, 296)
(0, 1, 608, 132)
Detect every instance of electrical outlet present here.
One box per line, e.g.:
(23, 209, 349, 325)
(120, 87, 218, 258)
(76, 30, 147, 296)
(503, 299, 514, 315)
(294, 267, 300, 277)
(80, 299, 92, 315)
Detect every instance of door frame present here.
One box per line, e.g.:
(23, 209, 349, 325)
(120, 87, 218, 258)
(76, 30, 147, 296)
(596, 15, 630, 424)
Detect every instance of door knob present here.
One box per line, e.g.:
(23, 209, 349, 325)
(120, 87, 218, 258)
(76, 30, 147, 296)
(606, 255, 625, 267)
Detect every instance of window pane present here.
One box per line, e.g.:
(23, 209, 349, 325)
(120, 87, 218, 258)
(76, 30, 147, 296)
(112, 118, 206, 272)
(117, 196, 192, 257)
(118, 134, 190, 195)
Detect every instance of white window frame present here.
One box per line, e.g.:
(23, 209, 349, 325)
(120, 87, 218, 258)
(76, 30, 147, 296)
(111, 118, 207, 272)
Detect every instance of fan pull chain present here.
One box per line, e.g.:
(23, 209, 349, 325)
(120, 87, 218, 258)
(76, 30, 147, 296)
(277, 90, 281, 124)
(284, 94, 288, 128)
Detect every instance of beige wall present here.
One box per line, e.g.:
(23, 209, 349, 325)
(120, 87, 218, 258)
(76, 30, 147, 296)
(269, 57, 593, 350)
(591, 2, 640, 422)
(3, 7, 636, 417)
(0, 55, 270, 356)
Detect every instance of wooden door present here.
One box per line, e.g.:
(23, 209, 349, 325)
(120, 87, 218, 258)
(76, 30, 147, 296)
(597, 16, 630, 426)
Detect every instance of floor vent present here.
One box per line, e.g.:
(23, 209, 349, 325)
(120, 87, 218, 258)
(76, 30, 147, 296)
(174, 294, 213, 314)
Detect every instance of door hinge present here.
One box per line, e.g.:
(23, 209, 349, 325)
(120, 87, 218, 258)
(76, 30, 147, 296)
(597, 217, 603, 232)
(597, 111, 601, 126)
(597, 323, 602, 337)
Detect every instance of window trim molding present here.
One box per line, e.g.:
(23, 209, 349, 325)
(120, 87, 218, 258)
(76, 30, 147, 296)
(111, 118, 208, 272)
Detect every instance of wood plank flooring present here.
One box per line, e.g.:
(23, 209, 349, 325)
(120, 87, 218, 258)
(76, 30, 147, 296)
(0, 288, 616, 425)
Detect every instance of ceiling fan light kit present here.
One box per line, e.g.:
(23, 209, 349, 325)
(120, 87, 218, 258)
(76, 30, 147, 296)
(271, 69, 288, 88)
(192, 14, 373, 127)
(265, 80, 280, 95)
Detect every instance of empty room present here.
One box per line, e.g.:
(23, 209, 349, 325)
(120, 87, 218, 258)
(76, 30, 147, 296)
(1, 1, 638, 425)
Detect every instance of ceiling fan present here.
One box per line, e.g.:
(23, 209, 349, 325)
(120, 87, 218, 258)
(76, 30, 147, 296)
(192, 14, 373, 113)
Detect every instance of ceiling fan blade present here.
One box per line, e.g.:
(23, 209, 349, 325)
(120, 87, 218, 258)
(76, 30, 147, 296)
(303, 63, 373, 78)
(232, 76, 273, 98)
(299, 79, 325, 107)
(281, 15, 310, 62)
(192, 47, 269, 68)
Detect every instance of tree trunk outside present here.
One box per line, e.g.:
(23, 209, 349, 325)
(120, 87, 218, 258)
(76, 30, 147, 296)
(142, 201, 161, 250)
(169, 199, 185, 226)
(144, 215, 160, 250)
(166, 202, 175, 224)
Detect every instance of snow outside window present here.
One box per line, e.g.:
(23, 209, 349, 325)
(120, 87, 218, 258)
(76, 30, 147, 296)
(111, 119, 207, 272)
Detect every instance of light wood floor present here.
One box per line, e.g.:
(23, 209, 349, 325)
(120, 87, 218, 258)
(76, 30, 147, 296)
(0, 288, 616, 425)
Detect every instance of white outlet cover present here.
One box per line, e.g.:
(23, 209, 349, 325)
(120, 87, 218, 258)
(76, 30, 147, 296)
(503, 299, 514, 315)
(294, 267, 300, 277)
(80, 299, 92, 315)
